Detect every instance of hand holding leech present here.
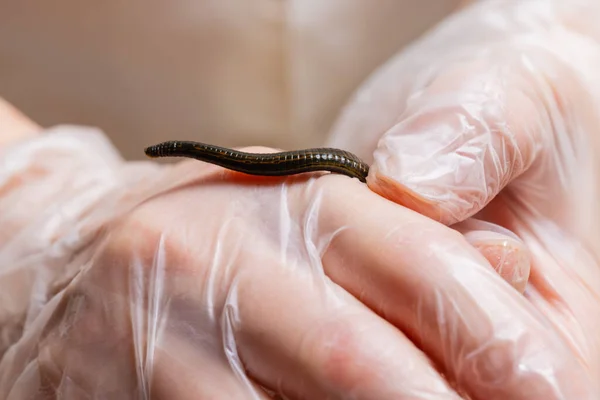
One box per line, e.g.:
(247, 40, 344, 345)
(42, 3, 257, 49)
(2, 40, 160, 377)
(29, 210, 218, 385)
(1, 1, 600, 399)
(1, 123, 533, 400)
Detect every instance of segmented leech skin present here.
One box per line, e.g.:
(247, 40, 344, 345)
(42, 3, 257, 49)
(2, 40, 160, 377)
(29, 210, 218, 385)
(144, 140, 370, 183)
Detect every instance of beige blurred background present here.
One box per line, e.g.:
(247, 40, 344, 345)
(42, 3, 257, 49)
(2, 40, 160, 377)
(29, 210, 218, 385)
(0, 1, 460, 160)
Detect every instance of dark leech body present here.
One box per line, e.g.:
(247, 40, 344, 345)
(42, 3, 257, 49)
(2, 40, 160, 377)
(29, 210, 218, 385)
(144, 141, 370, 183)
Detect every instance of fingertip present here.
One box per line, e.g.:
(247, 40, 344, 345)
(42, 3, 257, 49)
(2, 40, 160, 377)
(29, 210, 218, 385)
(367, 170, 450, 224)
(461, 229, 531, 294)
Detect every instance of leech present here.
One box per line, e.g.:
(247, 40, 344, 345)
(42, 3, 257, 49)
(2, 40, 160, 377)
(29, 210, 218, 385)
(144, 141, 369, 183)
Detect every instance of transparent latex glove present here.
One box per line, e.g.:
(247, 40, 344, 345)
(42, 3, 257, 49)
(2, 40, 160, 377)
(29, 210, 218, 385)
(329, 0, 600, 398)
(0, 105, 568, 400)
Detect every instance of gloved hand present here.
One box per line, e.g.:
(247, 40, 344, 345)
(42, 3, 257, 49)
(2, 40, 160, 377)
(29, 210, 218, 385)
(329, 0, 600, 398)
(0, 98, 554, 400)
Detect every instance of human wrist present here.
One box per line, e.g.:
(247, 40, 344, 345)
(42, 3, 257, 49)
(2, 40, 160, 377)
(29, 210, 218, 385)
(0, 98, 41, 148)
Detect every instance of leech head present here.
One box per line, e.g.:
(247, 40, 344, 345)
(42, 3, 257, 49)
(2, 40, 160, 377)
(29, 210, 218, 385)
(144, 141, 178, 158)
(144, 145, 160, 158)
